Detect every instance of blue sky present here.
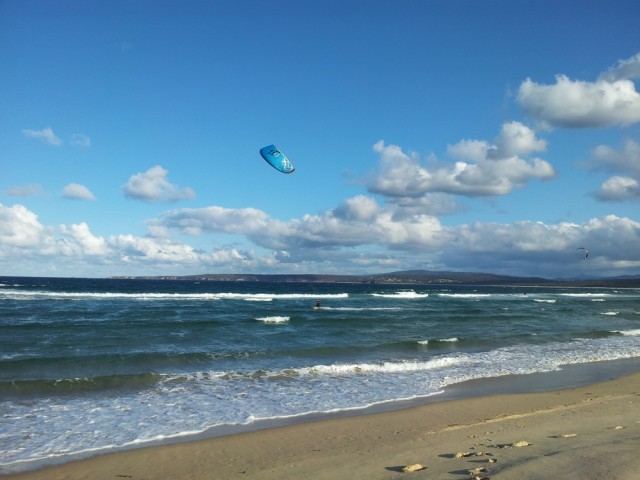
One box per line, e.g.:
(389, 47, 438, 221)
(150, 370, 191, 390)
(1, 0, 640, 279)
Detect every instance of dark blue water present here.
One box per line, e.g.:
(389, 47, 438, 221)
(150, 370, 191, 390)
(1, 277, 639, 472)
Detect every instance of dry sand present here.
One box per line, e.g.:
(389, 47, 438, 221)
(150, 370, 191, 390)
(3, 372, 640, 480)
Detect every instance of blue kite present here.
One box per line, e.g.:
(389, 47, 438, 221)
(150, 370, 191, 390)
(259, 145, 295, 174)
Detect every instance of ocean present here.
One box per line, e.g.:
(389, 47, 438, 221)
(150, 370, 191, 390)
(1, 276, 639, 473)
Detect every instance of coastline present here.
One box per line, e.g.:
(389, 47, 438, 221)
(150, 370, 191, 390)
(3, 358, 640, 480)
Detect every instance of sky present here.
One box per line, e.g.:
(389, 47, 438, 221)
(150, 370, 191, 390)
(1, 0, 640, 279)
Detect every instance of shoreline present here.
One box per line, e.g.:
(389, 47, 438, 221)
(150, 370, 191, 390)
(3, 357, 640, 479)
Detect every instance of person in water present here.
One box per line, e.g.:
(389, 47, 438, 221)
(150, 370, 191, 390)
(315, 299, 321, 308)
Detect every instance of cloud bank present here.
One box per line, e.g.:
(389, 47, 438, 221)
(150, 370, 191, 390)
(2, 202, 638, 278)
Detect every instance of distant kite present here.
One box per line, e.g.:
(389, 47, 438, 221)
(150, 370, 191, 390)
(259, 145, 295, 174)
(576, 247, 589, 259)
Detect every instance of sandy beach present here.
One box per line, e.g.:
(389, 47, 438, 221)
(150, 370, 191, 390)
(4, 369, 639, 480)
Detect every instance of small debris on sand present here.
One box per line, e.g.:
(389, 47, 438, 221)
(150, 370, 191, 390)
(512, 441, 531, 447)
(468, 466, 489, 474)
(561, 433, 577, 438)
(455, 451, 491, 458)
(402, 463, 426, 472)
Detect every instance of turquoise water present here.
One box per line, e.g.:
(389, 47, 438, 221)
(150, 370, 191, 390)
(1, 277, 639, 472)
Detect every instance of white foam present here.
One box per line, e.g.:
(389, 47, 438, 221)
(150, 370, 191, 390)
(372, 290, 429, 299)
(560, 293, 610, 298)
(256, 316, 290, 323)
(438, 293, 491, 299)
(323, 306, 401, 311)
(295, 356, 468, 376)
(0, 290, 348, 302)
(614, 329, 640, 336)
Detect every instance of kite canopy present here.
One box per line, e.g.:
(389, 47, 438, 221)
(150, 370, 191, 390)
(576, 247, 589, 259)
(259, 145, 295, 174)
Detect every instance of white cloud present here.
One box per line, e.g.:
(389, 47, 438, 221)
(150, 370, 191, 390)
(22, 127, 63, 146)
(595, 176, 640, 202)
(0, 204, 46, 247)
(6, 184, 43, 197)
(122, 166, 195, 203)
(590, 138, 640, 176)
(332, 195, 381, 222)
(588, 138, 640, 202)
(517, 52, 640, 128)
(368, 122, 554, 198)
(62, 183, 95, 201)
(491, 120, 548, 157)
(59, 223, 108, 256)
(598, 52, 640, 82)
(159, 205, 273, 236)
(70, 133, 91, 148)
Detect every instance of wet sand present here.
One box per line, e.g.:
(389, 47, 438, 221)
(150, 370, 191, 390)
(3, 370, 640, 480)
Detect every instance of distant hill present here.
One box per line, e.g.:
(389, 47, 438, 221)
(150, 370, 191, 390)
(111, 270, 640, 287)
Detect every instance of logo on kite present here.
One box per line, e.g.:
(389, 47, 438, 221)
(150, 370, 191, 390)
(259, 145, 295, 174)
(576, 247, 589, 259)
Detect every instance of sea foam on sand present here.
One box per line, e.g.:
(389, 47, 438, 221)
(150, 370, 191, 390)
(4, 368, 640, 480)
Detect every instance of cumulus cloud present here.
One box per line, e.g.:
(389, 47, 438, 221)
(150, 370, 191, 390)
(368, 122, 554, 199)
(123, 166, 195, 203)
(159, 205, 273, 236)
(588, 138, 640, 202)
(62, 183, 95, 201)
(590, 138, 640, 176)
(7, 184, 43, 197)
(59, 223, 108, 256)
(517, 52, 640, 128)
(0, 204, 46, 247)
(22, 127, 63, 146)
(332, 195, 381, 222)
(595, 176, 640, 202)
(598, 52, 640, 82)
